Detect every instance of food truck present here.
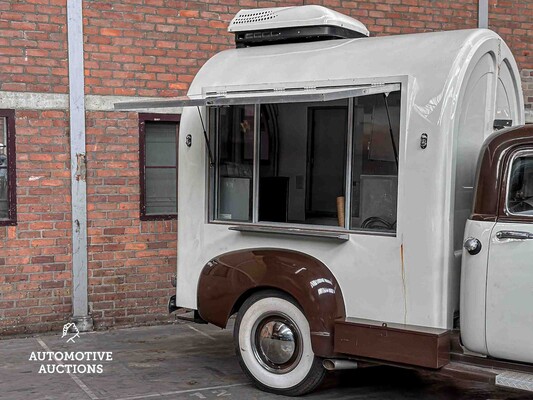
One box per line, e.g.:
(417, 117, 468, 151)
(116, 5, 533, 396)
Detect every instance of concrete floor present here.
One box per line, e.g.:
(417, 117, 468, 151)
(0, 321, 531, 400)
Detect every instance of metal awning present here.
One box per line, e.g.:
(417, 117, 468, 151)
(114, 83, 400, 110)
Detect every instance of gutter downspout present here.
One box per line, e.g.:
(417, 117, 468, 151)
(67, 0, 93, 332)
(478, 0, 489, 29)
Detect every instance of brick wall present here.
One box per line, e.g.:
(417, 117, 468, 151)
(0, 0, 68, 94)
(0, 110, 71, 335)
(0, 0, 71, 335)
(85, 111, 176, 328)
(81, 0, 303, 97)
(0, 0, 531, 335)
(489, 0, 532, 70)
(80, 0, 532, 109)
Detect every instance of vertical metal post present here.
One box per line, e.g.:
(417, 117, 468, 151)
(213, 108, 221, 222)
(67, 0, 92, 331)
(207, 107, 216, 223)
(344, 98, 354, 230)
(478, 0, 489, 29)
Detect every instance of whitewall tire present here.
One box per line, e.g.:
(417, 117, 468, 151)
(234, 290, 326, 396)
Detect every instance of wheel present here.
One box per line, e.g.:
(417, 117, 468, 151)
(233, 290, 326, 396)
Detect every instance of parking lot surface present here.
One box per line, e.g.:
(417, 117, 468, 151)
(0, 321, 531, 400)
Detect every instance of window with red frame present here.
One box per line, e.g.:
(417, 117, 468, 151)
(139, 113, 180, 220)
(0, 109, 16, 226)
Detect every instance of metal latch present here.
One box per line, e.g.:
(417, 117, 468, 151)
(75, 153, 87, 181)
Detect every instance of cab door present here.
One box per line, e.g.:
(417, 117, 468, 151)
(486, 149, 533, 363)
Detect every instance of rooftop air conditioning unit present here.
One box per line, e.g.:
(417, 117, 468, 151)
(228, 5, 370, 48)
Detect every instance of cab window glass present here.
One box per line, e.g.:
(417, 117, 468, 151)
(508, 154, 533, 216)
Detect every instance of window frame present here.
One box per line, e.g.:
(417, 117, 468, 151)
(207, 86, 402, 237)
(0, 109, 16, 226)
(139, 113, 180, 221)
(502, 148, 533, 221)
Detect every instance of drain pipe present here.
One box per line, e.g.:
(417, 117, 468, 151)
(323, 359, 359, 371)
(67, 0, 93, 332)
(478, 0, 488, 29)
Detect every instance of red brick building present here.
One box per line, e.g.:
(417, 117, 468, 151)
(0, 0, 531, 335)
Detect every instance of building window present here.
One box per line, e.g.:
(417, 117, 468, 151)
(0, 109, 16, 226)
(209, 89, 401, 234)
(139, 113, 180, 220)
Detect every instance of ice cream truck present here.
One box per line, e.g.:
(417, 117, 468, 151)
(116, 5, 533, 396)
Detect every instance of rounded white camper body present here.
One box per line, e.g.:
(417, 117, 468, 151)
(176, 27, 523, 331)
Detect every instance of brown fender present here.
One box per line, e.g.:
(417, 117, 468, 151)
(197, 248, 345, 357)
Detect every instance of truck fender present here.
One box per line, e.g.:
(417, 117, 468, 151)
(197, 248, 345, 357)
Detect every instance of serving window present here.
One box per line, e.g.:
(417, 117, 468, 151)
(209, 89, 401, 234)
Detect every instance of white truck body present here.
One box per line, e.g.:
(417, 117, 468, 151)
(176, 28, 523, 329)
(115, 6, 530, 395)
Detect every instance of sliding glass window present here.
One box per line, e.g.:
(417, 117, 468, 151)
(210, 89, 401, 234)
(213, 105, 255, 222)
(350, 91, 400, 232)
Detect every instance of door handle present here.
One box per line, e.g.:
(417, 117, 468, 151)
(496, 230, 533, 240)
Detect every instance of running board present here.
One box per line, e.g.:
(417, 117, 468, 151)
(496, 371, 533, 392)
(334, 318, 450, 369)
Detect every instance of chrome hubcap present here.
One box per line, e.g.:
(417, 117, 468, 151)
(252, 314, 302, 374)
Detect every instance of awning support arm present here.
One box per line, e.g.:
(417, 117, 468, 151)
(383, 93, 399, 170)
(197, 107, 215, 166)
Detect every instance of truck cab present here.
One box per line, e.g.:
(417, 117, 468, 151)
(462, 124, 533, 365)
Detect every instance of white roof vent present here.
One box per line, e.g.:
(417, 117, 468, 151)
(228, 5, 369, 48)
(232, 9, 277, 25)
